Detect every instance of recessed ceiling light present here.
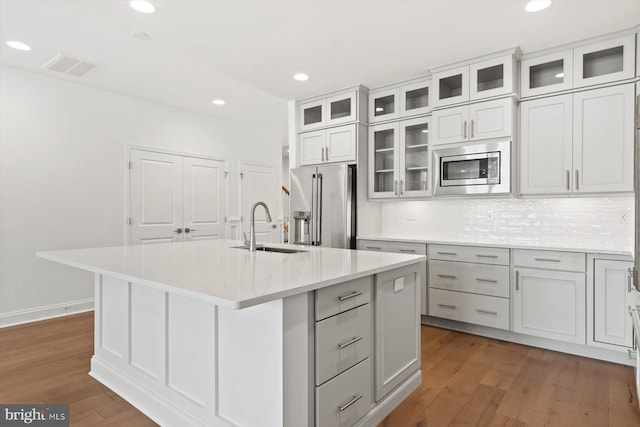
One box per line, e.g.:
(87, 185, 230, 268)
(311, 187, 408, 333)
(130, 0, 156, 14)
(212, 99, 225, 105)
(525, 0, 552, 13)
(6, 40, 31, 51)
(555, 72, 564, 78)
(294, 73, 309, 81)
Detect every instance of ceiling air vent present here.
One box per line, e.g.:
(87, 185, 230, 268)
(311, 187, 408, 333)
(42, 53, 96, 77)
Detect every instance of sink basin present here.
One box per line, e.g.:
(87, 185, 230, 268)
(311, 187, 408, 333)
(232, 245, 308, 254)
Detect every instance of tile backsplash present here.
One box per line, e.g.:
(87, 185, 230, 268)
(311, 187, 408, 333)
(380, 196, 634, 253)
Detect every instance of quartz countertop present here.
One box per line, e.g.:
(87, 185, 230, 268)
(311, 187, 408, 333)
(357, 234, 633, 258)
(37, 240, 425, 309)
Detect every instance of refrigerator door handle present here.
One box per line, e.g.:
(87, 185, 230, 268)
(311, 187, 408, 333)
(311, 173, 316, 245)
(316, 173, 323, 246)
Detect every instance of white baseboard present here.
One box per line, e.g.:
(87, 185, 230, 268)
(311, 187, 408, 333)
(0, 298, 94, 328)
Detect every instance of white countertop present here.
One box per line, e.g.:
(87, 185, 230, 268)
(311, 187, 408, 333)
(37, 240, 425, 309)
(357, 234, 633, 257)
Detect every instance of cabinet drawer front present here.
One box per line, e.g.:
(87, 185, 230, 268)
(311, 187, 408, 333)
(428, 260, 509, 297)
(358, 239, 426, 255)
(316, 304, 372, 385)
(429, 288, 510, 330)
(316, 358, 373, 427)
(315, 277, 372, 321)
(428, 244, 509, 265)
(513, 249, 585, 272)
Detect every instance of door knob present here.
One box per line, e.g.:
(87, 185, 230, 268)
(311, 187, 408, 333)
(272, 224, 277, 229)
(173, 228, 183, 234)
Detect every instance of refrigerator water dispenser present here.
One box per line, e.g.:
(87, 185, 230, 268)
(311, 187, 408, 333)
(293, 211, 311, 244)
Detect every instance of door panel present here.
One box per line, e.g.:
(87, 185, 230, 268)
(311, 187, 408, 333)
(317, 164, 352, 248)
(130, 150, 183, 244)
(469, 97, 512, 141)
(594, 260, 634, 347)
(240, 163, 278, 243)
(432, 104, 469, 145)
(183, 157, 225, 241)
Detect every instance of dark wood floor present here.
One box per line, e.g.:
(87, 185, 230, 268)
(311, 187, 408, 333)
(1, 312, 639, 426)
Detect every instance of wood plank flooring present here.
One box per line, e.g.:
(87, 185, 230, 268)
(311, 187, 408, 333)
(1, 312, 639, 426)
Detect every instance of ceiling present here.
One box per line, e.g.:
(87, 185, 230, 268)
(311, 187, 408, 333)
(1, 0, 639, 128)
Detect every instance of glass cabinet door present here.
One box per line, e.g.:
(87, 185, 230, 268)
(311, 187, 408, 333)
(433, 65, 469, 108)
(369, 88, 400, 123)
(521, 50, 573, 98)
(573, 34, 635, 88)
(369, 123, 399, 198)
(298, 99, 326, 131)
(400, 80, 431, 117)
(326, 91, 357, 126)
(469, 55, 514, 101)
(400, 117, 430, 197)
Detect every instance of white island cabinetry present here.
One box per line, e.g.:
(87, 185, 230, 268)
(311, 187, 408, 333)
(38, 240, 424, 427)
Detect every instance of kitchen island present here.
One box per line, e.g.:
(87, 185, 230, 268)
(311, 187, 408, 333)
(37, 240, 426, 427)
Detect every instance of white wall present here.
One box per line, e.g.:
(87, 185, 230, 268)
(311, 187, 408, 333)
(379, 196, 634, 253)
(0, 66, 286, 325)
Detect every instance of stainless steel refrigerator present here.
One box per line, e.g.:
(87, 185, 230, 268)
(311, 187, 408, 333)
(290, 164, 356, 249)
(633, 86, 639, 291)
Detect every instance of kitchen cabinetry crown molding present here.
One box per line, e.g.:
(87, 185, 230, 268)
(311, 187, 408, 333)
(296, 84, 369, 105)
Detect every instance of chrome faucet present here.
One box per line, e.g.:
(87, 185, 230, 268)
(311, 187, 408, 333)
(245, 202, 272, 251)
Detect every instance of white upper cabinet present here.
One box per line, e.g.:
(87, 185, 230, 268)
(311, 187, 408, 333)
(369, 87, 400, 123)
(469, 55, 515, 100)
(433, 65, 469, 108)
(520, 95, 573, 195)
(368, 117, 430, 199)
(433, 53, 516, 108)
(432, 97, 513, 145)
(400, 80, 431, 117)
(573, 84, 634, 193)
(299, 124, 357, 166)
(573, 34, 636, 88)
(521, 50, 574, 98)
(520, 84, 634, 195)
(298, 88, 363, 132)
(521, 32, 636, 98)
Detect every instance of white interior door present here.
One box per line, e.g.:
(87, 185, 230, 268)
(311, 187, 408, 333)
(130, 150, 184, 245)
(183, 156, 226, 241)
(240, 163, 279, 243)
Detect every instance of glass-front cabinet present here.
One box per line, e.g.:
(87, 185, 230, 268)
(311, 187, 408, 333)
(369, 117, 430, 199)
(433, 53, 516, 108)
(369, 88, 400, 123)
(400, 80, 431, 117)
(369, 78, 432, 123)
(298, 90, 359, 132)
(573, 34, 635, 88)
(521, 50, 574, 98)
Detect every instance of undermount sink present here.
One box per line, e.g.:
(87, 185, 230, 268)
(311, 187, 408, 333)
(232, 245, 308, 254)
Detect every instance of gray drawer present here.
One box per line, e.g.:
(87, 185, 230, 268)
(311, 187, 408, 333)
(316, 358, 372, 427)
(358, 239, 426, 255)
(316, 304, 371, 385)
(315, 277, 372, 321)
(429, 288, 510, 330)
(428, 260, 510, 298)
(428, 244, 509, 265)
(513, 249, 586, 272)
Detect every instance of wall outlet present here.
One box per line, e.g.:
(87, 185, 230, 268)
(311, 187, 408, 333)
(486, 210, 495, 222)
(406, 209, 417, 222)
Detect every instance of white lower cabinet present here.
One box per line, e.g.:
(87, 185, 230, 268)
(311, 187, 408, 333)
(316, 359, 373, 427)
(374, 264, 421, 401)
(593, 259, 634, 348)
(513, 267, 586, 344)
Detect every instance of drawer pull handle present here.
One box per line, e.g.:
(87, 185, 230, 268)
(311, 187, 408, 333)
(399, 249, 416, 253)
(476, 254, 498, 259)
(437, 274, 457, 279)
(437, 303, 457, 309)
(437, 251, 457, 256)
(534, 258, 561, 263)
(338, 291, 363, 301)
(365, 246, 381, 250)
(338, 394, 363, 412)
(476, 278, 498, 283)
(338, 336, 363, 349)
(476, 309, 498, 315)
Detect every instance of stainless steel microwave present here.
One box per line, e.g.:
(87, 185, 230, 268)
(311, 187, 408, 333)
(433, 139, 511, 196)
